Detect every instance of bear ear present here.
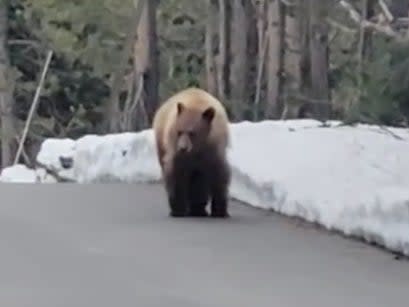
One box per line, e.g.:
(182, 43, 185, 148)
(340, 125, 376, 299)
(202, 107, 215, 123)
(177, 102, 184, 115)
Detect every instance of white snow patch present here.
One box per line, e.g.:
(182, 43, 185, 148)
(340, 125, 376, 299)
(0, 164, 57, 183)
(4, 118, 409, 256)
(73, 130, 161, 183)
(34, 168, 58, 183)
(0, 164, 38, 183)
(37, 138, 76, 181)
(228, 120, 409, 255)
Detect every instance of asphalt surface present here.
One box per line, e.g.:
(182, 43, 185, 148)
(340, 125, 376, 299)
(0, 183, 408, 307)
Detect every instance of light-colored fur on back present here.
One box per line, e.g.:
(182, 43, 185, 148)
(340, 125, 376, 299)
(152, 87, 230, 167)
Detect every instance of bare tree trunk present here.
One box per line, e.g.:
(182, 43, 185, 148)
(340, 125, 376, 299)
(282, 2, 304, 119)
(309, 0, 331, 120)
(135, 0, 159, 125)
(265, 0, 285, 119)
(0, 0, 16, 168)
(217, 0, 230, 102)
(205, 0, 218, 96)
(363, 0, 376, 58)
(103, 0, 146, 133)
(356, 0, 368, 107)
(229, 0, 250, 119)
(252, 0, 267, 120)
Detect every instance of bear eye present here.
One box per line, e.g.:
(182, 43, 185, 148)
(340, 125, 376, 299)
(177, 131, 183, 137)
(188, 131, 195, 138)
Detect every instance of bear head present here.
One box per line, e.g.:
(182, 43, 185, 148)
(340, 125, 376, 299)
(173, 102, 215, 155)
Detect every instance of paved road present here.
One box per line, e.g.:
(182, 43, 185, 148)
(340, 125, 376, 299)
(0, 183, 408, 307)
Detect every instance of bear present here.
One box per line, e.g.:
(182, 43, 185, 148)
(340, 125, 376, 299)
(152, 87, 231, 218)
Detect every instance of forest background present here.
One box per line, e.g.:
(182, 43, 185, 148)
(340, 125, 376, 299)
(1, 0, 409, 168)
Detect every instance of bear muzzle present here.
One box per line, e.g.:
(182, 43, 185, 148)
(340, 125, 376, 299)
(176, 134, 193, 154)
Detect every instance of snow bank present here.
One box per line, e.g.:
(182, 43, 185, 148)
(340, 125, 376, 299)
(2, 118, 409, 256)
(73, 130, 160, 183)
(228, 120, 409, 256)
(0, 164, 56, 183)
(36, 138, 77, 181)
(0, 164, 38, 183)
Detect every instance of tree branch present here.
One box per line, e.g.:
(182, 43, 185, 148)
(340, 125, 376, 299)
(104, 0, 147, 133)
(377, 0, 393, 23)
(338, 0, 406, 41)
(13, 50, 53, 165)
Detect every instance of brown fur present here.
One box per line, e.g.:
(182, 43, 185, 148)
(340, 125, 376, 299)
(152, 87, 231, 218)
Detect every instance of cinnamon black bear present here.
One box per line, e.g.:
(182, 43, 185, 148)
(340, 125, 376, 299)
(152, 87, 231, 218)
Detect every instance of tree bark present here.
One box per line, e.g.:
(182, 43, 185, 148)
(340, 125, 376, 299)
(229, 0, 250, 119)
(309, 0, 331, 120)
(205, 0, 218, 96)
(265, 0, 285, 119)
(252, 0, 266, 120)
(217, 0, 230, 102)
(134, 0, 159, 125)
(0, 0, 16, 168)
(103, 0, 147, 133)
(282, 1, 304, 119)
